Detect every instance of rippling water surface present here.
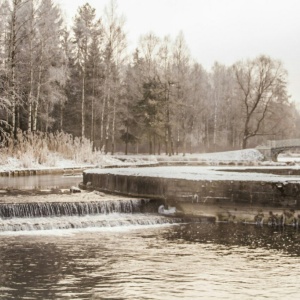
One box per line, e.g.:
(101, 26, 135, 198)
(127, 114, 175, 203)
(0, 222, 300, 299)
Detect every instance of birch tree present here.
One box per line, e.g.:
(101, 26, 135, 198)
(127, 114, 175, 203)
(189, 62, 209, 152)
(172, 32, 191, 155)
(102, 0, 127, 154)
(87, 21, 103, 143)
(209, 62, 236, 150)
(27, 0, 63, 132)
(0, 0, 12, 138)
(73, 3, 98, 138)
(157, 36, 173, 155)
(7, 0, 23, 135)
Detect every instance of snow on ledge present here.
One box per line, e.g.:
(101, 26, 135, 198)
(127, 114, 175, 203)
(84, 165, 300, 183)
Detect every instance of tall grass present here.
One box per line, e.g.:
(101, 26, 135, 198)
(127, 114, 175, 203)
(1, 130, 101, 168)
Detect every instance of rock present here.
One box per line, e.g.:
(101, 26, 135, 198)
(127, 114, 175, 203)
(70, 186, 81, 193)
(86, 181, 93, 188)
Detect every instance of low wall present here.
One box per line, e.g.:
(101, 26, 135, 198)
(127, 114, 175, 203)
(83, 171, 300, 222)
(0, 167, 89, 177)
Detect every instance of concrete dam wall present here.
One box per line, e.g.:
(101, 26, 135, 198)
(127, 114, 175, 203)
(83, 166, 300, 224)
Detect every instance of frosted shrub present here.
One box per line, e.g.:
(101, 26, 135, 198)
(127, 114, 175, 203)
(47, 131, 75, 159)
(4, 130, 101, 168)
(0, 153, 8, 165)
(20, 151, 35, 168)
(73, 136, 96, 163)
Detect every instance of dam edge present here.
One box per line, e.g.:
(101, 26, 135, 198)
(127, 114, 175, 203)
(82, 166, 300, 224)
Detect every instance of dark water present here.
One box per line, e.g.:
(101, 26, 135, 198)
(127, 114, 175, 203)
(0, 222, 300, 300)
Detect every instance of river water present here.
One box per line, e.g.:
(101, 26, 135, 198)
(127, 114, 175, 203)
(0, 221, 300, 299)
(0, 174, 82, 190)
(0, 175, 300, 299)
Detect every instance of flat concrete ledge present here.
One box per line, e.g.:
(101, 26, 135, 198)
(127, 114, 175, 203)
(83, 166, 300, 222)
(83, 172, 300, 208)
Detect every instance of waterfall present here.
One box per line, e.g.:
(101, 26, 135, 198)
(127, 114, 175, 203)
(0, 214, 185, 232)
(0, 197, 213, 233)
(0, 199, 151, 219)
(0, 198, 190, 232)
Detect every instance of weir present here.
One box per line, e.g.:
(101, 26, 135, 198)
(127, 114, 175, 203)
(0, 194, 211, 233)
(0, 214, 187, 232)
(0, 199, 153, 219)
(82, 166, 300, 224)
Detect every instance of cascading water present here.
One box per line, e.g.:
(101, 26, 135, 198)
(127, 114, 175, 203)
(0, 198, 189, 232)
(0, 199, 148, 219)
(0, 214, 184, 232)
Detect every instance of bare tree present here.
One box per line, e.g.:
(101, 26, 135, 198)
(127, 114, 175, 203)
(102, 0, 127, 154)
(73, 3, 98, 138)
(157, 36, 173, 155)
(233, 55, 288, 149)
(172, 31, 191, 156)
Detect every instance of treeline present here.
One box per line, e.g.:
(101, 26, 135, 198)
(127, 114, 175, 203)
(1, 0, 299, 155)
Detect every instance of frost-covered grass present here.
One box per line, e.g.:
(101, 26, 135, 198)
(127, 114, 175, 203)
(0, 131, 102, 170)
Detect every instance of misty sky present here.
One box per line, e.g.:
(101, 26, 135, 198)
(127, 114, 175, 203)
(57, 0, 300, 105)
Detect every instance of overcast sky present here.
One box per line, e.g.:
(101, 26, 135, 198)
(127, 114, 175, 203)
(57, 0, 300, 105)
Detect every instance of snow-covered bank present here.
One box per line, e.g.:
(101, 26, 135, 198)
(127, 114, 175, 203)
(0, 148, 298, 174)
(113, 149, 265, 165)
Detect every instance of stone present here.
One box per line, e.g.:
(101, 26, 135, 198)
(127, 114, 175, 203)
(70, 186, 81, 193)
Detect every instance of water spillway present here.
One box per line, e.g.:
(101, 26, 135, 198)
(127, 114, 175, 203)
(0, 199, 151, 219)
(0, 214, 185, 232)
(82, 166, 300, 224)
(0, 195, 210, 233)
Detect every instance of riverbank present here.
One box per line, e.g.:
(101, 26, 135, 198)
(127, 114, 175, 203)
(0, 148, 294, 177)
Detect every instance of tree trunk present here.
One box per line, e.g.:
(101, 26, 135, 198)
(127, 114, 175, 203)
(213, 91, 219, 150)
(149, 133, 153, 154)
(60, 100, 63, 131)
(33, 62, 43, 132)
(91, 64, 96, 143)
(10, 0, 18, 136)
(104, 80, 111, 154)
(158, 140, 161, 155)
(165, 128, 168, 155)
(81, 72, 85, 138)
(27, 3, 35, 132)
(182, 122, 186, 156)
(176, 127, 179, 155)
(100, 95, 106, 149)
(105, 98, 110, 154)
(242, 136, 248, 149)
(111, 96, 116, 155)
(125, 123, 128, 155)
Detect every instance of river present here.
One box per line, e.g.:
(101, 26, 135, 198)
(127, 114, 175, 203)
(0, 174, 300, 299)
(0, 221, 300, 299)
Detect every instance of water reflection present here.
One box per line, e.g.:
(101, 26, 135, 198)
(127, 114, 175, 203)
(0, 223, 300, 299)
(0, 174, 82, 190)
(164, 223, 300, 256)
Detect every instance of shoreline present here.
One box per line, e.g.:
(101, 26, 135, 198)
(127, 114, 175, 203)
(0, 166, 95, 177)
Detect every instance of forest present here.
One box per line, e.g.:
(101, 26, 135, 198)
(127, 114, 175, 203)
(1, 0, 299, 156)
